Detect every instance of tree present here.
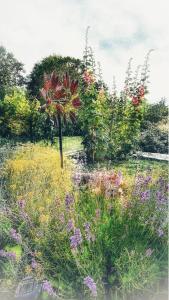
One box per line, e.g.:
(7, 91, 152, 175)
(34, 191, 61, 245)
(40, 72, 81, 168)
(0, 88, 30, 137)
(0, 46, 25, 99)
(27, 55, 82, 98)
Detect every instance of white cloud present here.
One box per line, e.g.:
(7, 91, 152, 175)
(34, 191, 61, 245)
(0, 0, 169, 102)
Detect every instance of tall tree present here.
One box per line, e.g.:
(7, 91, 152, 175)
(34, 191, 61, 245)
(27, 55, 82, 99)
(0, 46, 25, 99)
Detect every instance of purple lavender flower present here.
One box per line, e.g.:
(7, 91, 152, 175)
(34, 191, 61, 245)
(31, 258, 38, 269)
(145, 248, 153, 257)
(114, 171, 123, 187)
(18, 199, 26, 209)
(70, 228, 82, 249)
(84, 222, 92, 242)
(67, 219, 74, 233)
(65, 193, 74, 210)
(10, 229, 22, 244)
(0, 249, 6, 257)
(84, 276, 97, 297)
(157, 228, 164, 237)
(59, 213, 65, 224)
(156, 191, 167, 204)
(42, 280, 55, 296)
(0, 249, 16, 260)
(73, 172, 81, 186)
(140, 190, 150, 202)
(144, 175, 152, 185)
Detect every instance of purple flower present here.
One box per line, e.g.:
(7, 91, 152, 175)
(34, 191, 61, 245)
(84, 222, 93, 242)
(59, 213, 65, 224)
(65, 194, 74, 210)
(156, 191, 166, 204)
(10, 229, 22, 244)
(73, 172, 81, 186)
(42, 280, 55, 296)
(67, 219, 74, 233)
(140, 190, 150, 202)
(31, 258, 38, 269)
(157, 228, 164, 237)
(145, 248, 153, 257)
(0, 249, 16, 260)
(84, 276, 97, 297)
(114, 171, 123, 187)
(17, 199, 26, 209)
(144, 176, 152, 185)
(70, 228, 82, 249)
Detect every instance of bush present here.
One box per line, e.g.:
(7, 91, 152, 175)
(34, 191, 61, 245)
(139, 124, 168, 153)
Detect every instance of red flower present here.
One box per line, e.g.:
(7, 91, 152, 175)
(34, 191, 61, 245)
(132, 96, 140, 106)
(138, 86, 144, 98)
(55, 103, 64, 113)
(47, 98, 52, 104)
(63, 72, 70, 89)
(70, 80, 78, 95)
(72, 97, 81, 108)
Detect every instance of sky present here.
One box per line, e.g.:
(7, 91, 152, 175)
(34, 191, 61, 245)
(0, 0, 169, 102)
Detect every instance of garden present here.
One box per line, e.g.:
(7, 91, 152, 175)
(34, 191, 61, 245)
(0, 30, 168, 300)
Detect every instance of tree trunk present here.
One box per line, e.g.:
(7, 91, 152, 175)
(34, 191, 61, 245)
(58, 113, 63, 168)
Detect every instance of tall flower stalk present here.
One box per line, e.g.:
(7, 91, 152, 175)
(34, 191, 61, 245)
(40, 72, 81, 168)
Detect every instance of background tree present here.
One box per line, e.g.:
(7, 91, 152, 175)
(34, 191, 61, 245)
(27, 55, 82, 98)
(0, 46, 25, 100)
(0, 88, 30, 137)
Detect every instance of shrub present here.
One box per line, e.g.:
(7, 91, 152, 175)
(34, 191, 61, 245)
(139, 124, 168, 153)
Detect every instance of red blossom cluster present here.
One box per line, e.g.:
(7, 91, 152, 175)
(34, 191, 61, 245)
(131, 85, 145, 106)
(40, 72, 81, 113)
(83, 70, 95, 85)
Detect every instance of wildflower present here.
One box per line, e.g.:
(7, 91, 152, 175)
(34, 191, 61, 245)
(138, 85, 145, 98)
(17, 199, 26, 209)
(31, 258, 38, 269)
(83, 70, 95, 85)
(132, 96, 140, 106)
(114, 171, 123, 187)
(84, 276, 97, 297)
(10, 229, 22, 244)
(65, 193, 74, 210)
(73, 172, 81, 186)
(42, 280, 55, 296)
(144, 175, 152, 185)
(70, 228, 82, 249)
(67, 219, 74, 233)
(140, 190, 150, 202)
(157, 228, 164, 237)
(59, 213, 65, 224)
(84, 222, 92, 242)
(0, 249, 16, 260)
(145, 248, 153, 257)
(156, 191, 167, 204)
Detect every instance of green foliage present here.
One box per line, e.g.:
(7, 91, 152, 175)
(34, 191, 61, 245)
(0, 46, 25, 99)
(141, 99, 168, 127)
(79, 82, 110, 162)
(0, 88, 31, 136)
(108, 97, 146, 160)
(139, 124, 168, 153)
